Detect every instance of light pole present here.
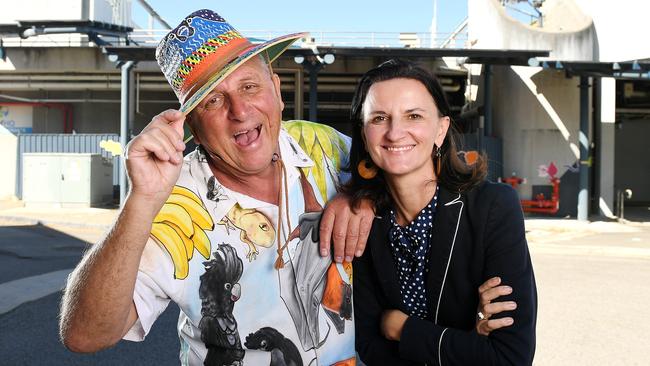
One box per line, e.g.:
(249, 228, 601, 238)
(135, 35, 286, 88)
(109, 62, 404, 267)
(294, 53, 335, 122)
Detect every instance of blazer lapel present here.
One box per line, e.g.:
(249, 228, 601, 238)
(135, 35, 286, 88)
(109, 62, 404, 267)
(427, 187, 464, 324)
(368, 212, 403, 309)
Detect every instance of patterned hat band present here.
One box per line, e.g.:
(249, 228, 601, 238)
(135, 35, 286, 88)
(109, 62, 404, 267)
(177, 37, 254, 105)
(156, 9, 306, 140)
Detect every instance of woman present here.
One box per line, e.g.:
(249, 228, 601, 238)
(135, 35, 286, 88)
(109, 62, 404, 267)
(345, 59, 537, 365)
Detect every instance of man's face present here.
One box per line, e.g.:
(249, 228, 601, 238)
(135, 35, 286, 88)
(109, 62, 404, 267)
(190, 57, 284, 177)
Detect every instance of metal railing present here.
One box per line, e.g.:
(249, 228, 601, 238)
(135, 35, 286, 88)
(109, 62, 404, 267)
(1, 28, 469, 49)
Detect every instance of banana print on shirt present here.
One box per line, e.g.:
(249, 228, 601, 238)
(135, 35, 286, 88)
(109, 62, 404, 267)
(150, 185, 215, 279)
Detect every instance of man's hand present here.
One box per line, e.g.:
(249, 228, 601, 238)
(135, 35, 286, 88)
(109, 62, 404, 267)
(319, 194, 374, 263)
(381, 309, 408, 341)
(476, 276, 516, 336)
(125, 109, 186, 212)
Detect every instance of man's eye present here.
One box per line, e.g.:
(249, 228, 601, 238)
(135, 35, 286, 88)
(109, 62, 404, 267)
(243, 84, 258, 92)
(204, 94, 224, 109)
(408, 114, 422, 120)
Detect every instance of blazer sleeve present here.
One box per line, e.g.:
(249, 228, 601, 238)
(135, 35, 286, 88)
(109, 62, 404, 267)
(353, 249, 418, 366)
(398, 184, 537, 365)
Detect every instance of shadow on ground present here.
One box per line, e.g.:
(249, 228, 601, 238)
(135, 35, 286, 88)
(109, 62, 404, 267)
(0, 291, 180, 365)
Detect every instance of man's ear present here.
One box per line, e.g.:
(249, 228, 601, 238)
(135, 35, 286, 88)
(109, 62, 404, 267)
(272, 73, 284, 111)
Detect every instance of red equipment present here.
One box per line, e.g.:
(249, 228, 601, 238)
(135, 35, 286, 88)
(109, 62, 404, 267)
(501, 174, 560, 215)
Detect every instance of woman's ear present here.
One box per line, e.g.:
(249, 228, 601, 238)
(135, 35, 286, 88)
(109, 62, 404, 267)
(435, 116, 450, 147)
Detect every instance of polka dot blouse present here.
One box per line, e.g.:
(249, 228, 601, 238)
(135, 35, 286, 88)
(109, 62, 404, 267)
(388, 187, 439, 320)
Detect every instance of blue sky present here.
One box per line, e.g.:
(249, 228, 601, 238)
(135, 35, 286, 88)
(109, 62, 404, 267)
(140, 0, 468, 34)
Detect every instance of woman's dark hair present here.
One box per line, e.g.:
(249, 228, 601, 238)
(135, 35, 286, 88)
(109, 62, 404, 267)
(342, 59, 487, 212)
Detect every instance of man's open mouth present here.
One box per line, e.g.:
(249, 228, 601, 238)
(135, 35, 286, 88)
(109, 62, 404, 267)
(233, 125, 262, 146)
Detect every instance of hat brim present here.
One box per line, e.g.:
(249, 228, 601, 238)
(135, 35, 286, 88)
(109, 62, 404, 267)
(179, 32, 307, 142)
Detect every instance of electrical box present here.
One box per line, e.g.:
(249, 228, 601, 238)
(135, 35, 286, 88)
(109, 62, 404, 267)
(22, 153, 113, 207)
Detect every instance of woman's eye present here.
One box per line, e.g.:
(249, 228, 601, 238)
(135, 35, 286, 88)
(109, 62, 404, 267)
(371, 115, 387, 123)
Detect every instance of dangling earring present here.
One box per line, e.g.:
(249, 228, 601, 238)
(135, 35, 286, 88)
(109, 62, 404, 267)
(434, 145, 442, 177)
(357, 159, 378, 179)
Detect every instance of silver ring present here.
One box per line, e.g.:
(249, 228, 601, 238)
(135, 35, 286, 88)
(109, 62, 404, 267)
(477, 311, 487, 320)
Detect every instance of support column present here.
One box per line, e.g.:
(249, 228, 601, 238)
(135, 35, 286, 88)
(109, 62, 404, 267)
(307, 62, 324, 122)
(483, 64, 493, 138)
(120, 61, 135, 206)
(598, 77, 616, 218)
(294, 68, 303, 120)
(577, 76, 591, 221)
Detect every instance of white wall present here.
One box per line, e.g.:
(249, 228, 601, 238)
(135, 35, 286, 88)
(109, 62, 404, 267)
(467, 0, 593, 204)
(492, 66, 583, 199)
(0, 0, 84, 23)
(468, 0, 595, 60)
(0, 0, 132, 47)
(0, 0, 132, 24)
(574, 0, 650, 62)
(0, 127, 18, 199)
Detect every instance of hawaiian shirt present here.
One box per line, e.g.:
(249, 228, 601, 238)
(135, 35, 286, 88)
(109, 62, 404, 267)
(388, 186, 439, 320)
(124, 121, 355, 366)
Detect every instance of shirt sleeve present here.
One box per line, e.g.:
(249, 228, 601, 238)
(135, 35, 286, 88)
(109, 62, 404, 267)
(332, 128, 351, 184)
(122, 238, 175, 341)
(353, 247, 418, 366)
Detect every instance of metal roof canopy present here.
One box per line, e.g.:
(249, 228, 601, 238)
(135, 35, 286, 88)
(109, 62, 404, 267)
(0, 20, 133, 46)
(542, 60, 650, 79)
(103, 45, 550, 65)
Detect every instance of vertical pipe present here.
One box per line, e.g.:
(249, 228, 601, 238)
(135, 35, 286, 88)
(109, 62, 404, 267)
(577, 76, 590, 221)
(294, 68, 303, 120)
(120, 61, 135, 206)
(483, 64, 493, 138)
(309, 65, 319, 122)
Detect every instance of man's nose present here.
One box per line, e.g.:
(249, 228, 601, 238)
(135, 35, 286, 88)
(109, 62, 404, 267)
(227, 94, 250, 121)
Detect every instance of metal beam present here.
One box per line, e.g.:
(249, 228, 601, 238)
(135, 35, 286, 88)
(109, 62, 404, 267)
(120, 61, 136, 206)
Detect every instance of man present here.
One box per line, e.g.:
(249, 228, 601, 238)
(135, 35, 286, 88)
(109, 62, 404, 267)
(59, 9, 372, 365)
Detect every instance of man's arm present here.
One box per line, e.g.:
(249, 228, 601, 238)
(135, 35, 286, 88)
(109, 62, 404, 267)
(59, 110, 186, 352)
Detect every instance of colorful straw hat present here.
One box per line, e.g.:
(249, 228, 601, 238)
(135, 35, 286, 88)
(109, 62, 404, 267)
(156, 9, 306, 141)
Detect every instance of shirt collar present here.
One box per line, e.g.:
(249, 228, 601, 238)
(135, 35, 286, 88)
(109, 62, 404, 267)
(191, 126, 314, 221)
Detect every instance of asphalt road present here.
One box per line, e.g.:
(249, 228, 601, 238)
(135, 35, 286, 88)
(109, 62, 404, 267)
(0, 223, 180, 365)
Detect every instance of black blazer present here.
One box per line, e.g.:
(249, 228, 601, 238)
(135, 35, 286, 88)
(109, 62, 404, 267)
(354, 181, 537, 365)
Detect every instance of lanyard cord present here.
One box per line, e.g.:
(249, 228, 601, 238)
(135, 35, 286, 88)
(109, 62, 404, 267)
(274, 155, 292, 269)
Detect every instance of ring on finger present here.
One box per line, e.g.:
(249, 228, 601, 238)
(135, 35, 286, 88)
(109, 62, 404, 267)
(477, 311, 487, 321)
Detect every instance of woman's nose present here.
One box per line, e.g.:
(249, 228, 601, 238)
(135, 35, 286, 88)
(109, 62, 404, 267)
(385, 119, 406, 140)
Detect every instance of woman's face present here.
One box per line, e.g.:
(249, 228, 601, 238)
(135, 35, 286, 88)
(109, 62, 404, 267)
(361, 78, 449, 180)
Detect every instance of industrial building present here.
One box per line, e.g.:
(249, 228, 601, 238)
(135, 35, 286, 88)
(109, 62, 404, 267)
(1, 0, 648, 219)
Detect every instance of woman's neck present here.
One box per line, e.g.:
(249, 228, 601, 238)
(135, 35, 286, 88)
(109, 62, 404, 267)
(386, 173, 438, 226)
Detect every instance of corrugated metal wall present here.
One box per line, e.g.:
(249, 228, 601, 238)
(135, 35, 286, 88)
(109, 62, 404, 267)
(17, 134, 121, 199)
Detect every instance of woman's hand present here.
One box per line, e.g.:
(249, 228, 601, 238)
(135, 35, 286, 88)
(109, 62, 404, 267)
(381, 309, 409, 341)
(476, 276, 517, 336)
